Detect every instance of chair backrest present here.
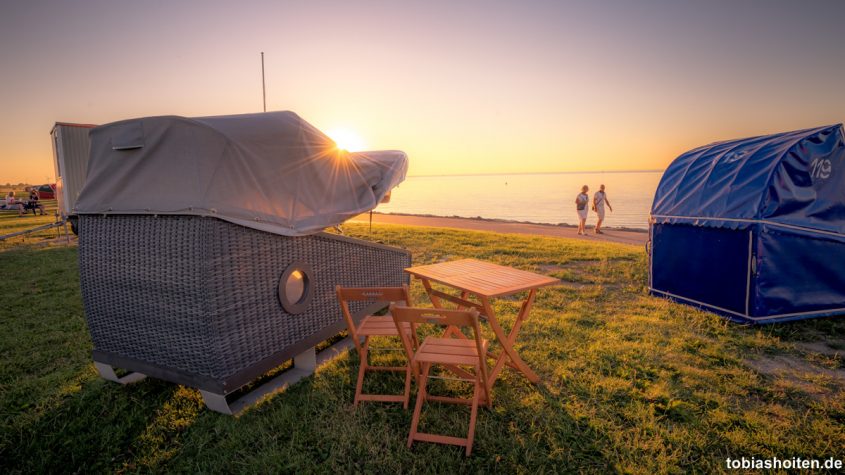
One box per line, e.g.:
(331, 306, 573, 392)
(336, 286, 411, 304)
(389, 305, 485, 367)
(335, 285, 412, 351)
(389, 305, 478, 328)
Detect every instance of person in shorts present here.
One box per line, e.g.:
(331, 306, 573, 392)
(593, 184, 612, 234)
(575, 185, 589, 235)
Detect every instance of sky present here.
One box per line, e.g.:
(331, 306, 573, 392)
(1, 0, 844, 183)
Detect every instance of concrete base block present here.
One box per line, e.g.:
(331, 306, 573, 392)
(94, 361, 147, 385)
(199, 337, 355, 415)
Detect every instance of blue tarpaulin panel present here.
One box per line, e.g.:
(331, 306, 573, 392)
(650, 124, 845, 324)
(652, 224, 751, 319)
(753, 224, 845, 322)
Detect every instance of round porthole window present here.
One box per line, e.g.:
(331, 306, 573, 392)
(278, 262, 314, 314)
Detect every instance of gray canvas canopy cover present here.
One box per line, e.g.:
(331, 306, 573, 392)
(75, 111, 408, 236)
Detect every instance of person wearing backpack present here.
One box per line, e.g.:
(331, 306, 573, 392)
(575, 185, 590, 235)
(592, 184, 613, 234)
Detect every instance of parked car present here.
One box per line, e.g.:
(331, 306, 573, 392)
(33, 184, 56, 200)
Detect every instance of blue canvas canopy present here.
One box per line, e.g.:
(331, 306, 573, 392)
(649, 124, 845, 324)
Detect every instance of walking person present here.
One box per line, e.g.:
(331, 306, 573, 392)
(575, 185, 590, 235)
(593, 184, 613, 234)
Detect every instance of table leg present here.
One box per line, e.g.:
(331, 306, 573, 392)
(420, 278, 466, 339)
(457, 291, 469, 309)
(420, 278, 442, 308)
(446, 291, 471, 339)
(483, 290, 540, 387)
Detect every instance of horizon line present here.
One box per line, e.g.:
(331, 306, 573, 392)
(407, 169, 664, 178)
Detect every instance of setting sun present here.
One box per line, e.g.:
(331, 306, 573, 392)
(325, 128, 367, 152)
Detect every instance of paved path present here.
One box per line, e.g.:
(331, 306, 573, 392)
(351, 213, 648, 246)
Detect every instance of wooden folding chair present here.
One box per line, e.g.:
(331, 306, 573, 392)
(390, 305, 491, 456)
(336, 285, 418, 408)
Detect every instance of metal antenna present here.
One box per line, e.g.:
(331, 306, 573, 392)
(261, 52, 266, 112)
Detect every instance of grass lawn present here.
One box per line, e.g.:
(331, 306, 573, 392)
(1, 221, 843, 473)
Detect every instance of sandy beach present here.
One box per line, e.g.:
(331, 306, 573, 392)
(352, 212, 648, 246)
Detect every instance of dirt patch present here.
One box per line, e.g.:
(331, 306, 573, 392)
(747, 355, 845, 380)
(794, 340, 845, 358)
(745, 354, 845, 400)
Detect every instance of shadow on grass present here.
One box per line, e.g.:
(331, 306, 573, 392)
(2, 372, 197, 473)
(151, 349, 621, 473)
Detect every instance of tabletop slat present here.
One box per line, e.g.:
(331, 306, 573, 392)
(405, 258, 559, 297)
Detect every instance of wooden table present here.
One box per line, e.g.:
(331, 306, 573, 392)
(404, 259, 559, 389)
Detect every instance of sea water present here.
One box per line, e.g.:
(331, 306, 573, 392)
(376, 171, 663, 230)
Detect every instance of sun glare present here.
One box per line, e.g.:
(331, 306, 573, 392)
(326, 128, 367, 152)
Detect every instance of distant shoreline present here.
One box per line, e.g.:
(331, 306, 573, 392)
(406, 169, 664, 179)
(372, 211, 649, 233)
(353, 212, 649, 246)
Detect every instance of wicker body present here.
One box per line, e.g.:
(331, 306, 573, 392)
(78, 215, 410, 394)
